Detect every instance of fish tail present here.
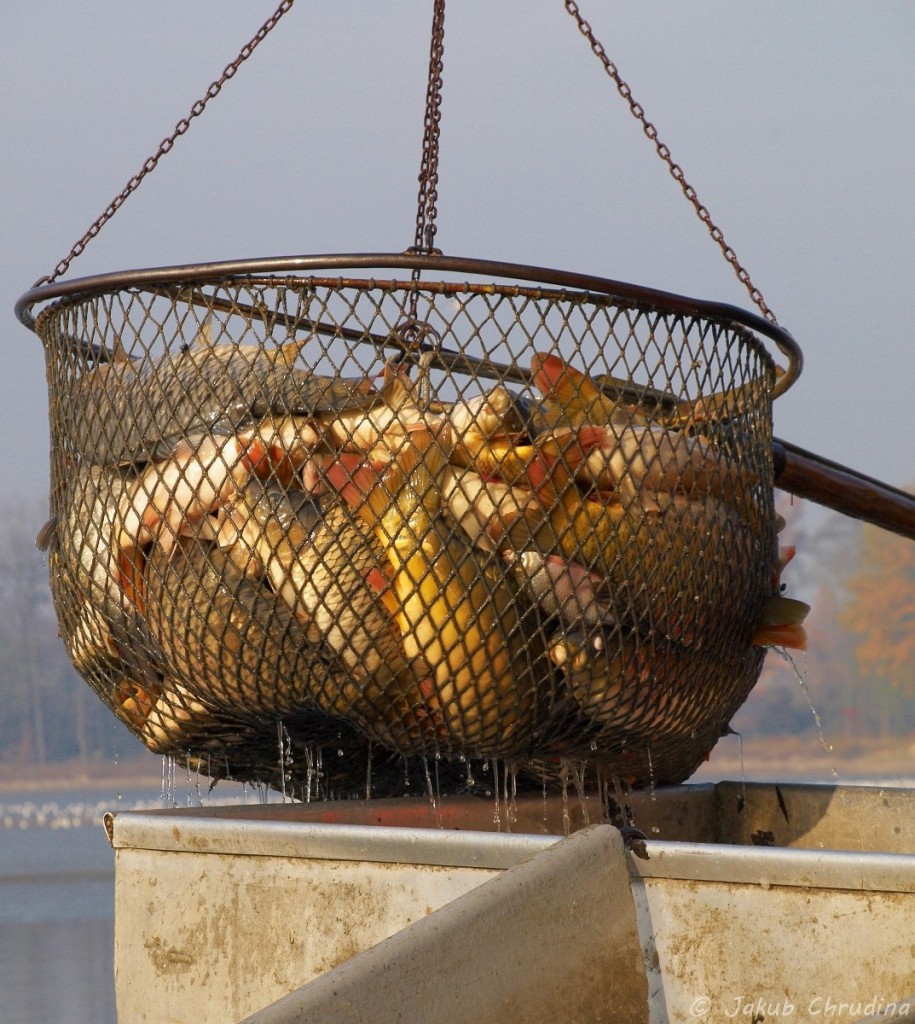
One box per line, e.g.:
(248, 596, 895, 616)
(379, 362, 418, 412)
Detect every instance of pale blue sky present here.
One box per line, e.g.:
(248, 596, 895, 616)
(3, 1, 914, 508)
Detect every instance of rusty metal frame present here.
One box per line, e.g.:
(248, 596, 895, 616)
(15, 251, 803, 397)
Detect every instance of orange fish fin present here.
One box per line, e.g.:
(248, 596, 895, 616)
(753, 595, 811, 651)
(117, 548, 148, 617)
(365, 565, 400, 617)
(753, 622, 808, 652)
(531, 352, 600, 406)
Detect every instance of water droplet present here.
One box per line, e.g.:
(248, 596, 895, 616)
(777, 648, 838, 775)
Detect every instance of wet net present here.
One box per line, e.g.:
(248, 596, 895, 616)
(28, 258, 793, 795)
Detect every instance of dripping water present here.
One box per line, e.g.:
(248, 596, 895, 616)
(734, 729, 748, 814)
(304, 745, 316, 803)
(365, 743, 373, 801)
(502, 761, 518, 833)
(315, 746, 325, 800)
(571, 761, 590, 827)
(194, 764, 205, 805)
(277, 722, 293, 803)
(611, 774, 634, 829)
(184, 761, 195, 806)
(422, 756, 443, 828)
(492, 758, 501, 830)
(777, 648, 838, 777)
(646, 746, 657, 802)
(559, 759, 572, 837)
(595, 765, 608, 823)
(541, 763, 549, 828)
(159, 755, 177, 808)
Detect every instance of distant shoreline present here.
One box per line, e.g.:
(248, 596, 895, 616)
(0, 762, 161, 794)
(693, 732, 915, 785)
(2, 733, 914, 795)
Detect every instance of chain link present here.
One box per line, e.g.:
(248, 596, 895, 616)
(36, 0, 296, 287)
(563, 0, 777, 324)
(411, 0, 447, 259)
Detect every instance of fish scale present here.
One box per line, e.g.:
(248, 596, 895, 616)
(220, 479, 437, 753)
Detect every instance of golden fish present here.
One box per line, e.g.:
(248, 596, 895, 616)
(504, 453, 768, 646)
(334, 427, 547, 755)
(315, 365, 427, 454)
(551, 628, 765, 785)
(74, 319, 390, 468)
(446, 385, 532, 466)
(439, 464, 547, 553)
(530, 351, 641, 430)
(113, 431, 266, 611)
(530, 353, 746, 506)
(534, 350, 763, 435)
(142, 535, 333, 718)
(115, 675, 223, 756)
(218, 478, 434, 751)
(569, 422, 744, 506)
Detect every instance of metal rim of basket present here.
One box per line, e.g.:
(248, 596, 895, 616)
(16, 251, 803, 397)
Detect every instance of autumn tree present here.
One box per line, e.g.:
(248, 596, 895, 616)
(840, 515, 915, 732)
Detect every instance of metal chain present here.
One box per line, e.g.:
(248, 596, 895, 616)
(412, 0, 447, 259)
(563, 0, 778, 324)
(36, 0, 296, 287)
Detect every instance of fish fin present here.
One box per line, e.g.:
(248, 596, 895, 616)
(531, 352, 600, 407)
(117, 547, 148, 616)
(365, 565, 401, 618)
(269, 338, 307, 366)
(777, 545, 797, 573)
(192, 316, 215, 348)
(379, 362, 419, 413)
(36, 515, 58, 552)
(496, 502, 552, 552)
(111, 338, 134, 365)
(753, 622, 808, 651)
(752, 595, 811, 651)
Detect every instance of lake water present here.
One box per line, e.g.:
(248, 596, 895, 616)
(3, 772, 914, 1023)
(0, 780, 280, 1024)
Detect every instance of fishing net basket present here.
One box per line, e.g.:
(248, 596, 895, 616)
(19, 253, 801, 795)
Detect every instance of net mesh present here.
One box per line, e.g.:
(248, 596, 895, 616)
(35, 271, 778, 793)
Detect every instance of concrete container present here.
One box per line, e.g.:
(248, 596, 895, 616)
(107, 782, 915, 1024)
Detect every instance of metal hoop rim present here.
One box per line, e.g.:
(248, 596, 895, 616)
(15, 251, 802, 396)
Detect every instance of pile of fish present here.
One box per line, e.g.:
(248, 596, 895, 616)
(39, 324, 809, 789)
